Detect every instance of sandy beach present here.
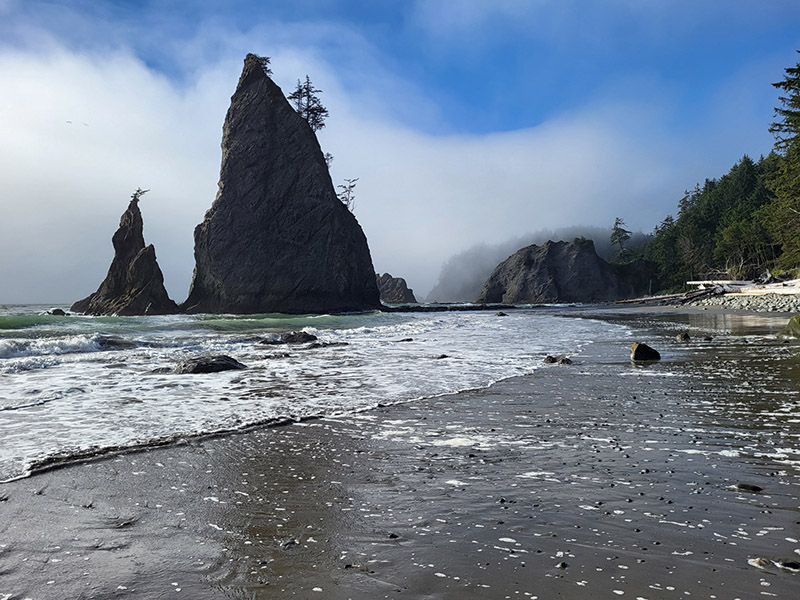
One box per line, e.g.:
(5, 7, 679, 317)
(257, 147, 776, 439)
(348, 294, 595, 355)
(1, 306, 798, 599)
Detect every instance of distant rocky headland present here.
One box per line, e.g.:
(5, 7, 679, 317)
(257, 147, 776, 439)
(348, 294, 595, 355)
(477, 238, 656, 304)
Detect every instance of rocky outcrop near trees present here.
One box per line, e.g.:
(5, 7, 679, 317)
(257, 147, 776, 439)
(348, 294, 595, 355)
(182, 54, 380, 315)
(376, 273, 417, 304)
(477, 238, 655, 304)
(71, 193, 179, 316)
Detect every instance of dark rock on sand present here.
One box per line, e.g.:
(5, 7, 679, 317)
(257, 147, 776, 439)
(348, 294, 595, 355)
(775, 560, 800, 572)
(71, 197, 179, 316)
(175, 355, 247, 374)
(477, 238, 656, 304)
(183, 53, 380, 315)
(733, 482, 763, 493)
(631, 342, 660, 361)
(376, 273, 417, 304)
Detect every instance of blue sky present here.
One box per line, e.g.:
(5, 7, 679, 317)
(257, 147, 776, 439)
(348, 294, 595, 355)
(1, 0, 799, 302)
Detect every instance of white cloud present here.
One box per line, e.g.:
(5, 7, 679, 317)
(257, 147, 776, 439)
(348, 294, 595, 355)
(0, 7, 783, 303)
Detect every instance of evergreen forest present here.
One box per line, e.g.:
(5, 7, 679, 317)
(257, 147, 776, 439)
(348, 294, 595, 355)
(621, 52, 800, 293)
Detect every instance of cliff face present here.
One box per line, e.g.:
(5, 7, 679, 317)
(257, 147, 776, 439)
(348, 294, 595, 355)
(376, 273, 417, 304)
(182, 54, 380, 314)
(477, 239, 655, 304)
(71, 199, 178, 316)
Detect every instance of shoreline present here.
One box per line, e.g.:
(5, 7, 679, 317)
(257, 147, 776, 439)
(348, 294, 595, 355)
(1, 306, 798, 599)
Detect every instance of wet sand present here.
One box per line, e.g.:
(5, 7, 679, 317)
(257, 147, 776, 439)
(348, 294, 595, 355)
(1, 307, 799, 599)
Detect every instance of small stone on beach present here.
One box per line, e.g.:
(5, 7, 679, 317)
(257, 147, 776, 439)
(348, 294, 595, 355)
(733, 483, 763, 493)
(630, 342, 660, 361)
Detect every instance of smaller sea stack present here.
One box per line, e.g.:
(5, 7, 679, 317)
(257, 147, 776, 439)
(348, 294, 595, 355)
(71, 193, 178, 316)
(376, 273, 418, 304)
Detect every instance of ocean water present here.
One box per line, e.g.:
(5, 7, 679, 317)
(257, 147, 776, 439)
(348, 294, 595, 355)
(0, 304, 628, 482)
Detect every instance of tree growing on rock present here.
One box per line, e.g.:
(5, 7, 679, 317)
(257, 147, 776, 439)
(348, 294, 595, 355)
(130, 187, 149, 203)
(610, 217, 632, 262)
(288, 75, 329, 132)
(337, 178, 358, 212)
(253, 54, 272, 76)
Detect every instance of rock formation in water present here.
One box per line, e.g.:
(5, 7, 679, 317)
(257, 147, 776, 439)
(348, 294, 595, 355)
(182, 54, 380, 314)
(477, 238, 656, 304)
(71, 195, 179, 316)
(376, 273, 418, 304)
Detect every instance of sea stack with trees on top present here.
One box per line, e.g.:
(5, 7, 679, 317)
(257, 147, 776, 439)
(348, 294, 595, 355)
(182, 53, 380, 314)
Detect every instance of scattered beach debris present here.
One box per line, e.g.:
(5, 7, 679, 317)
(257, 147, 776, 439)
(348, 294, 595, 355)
(175, 355, 247, 374)
(630, 342, 660, 361)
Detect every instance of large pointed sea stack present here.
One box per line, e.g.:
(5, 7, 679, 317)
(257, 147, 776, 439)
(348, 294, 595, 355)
(71, 194, 179, 315)
(183, 54, 380, 314)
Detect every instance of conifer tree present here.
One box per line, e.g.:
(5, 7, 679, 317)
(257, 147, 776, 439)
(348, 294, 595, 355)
(610, 217, 632, 262)
(288, 75, 329, 132)
(765, 51, 800, 271)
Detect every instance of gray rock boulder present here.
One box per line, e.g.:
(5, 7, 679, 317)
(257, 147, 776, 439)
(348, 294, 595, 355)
(376, 273, 417, 304)
(71, 197, 179, 316)
(182, 54, 380, 315)
(477, 239, 656, 304)
(175, 355, 247, 374)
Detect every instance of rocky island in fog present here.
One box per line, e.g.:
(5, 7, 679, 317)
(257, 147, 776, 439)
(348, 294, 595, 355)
(478, 238, 656, 304)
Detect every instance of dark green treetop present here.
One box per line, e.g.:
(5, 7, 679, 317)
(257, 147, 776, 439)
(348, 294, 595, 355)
(288, 75, 329, 132)
(769, 50, 800, 152)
